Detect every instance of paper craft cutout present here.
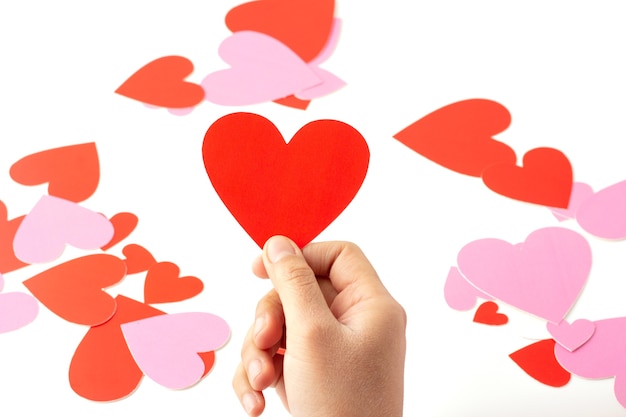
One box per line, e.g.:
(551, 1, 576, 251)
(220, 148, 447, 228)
(443, 266, 492, 311)
(576, 180, 626, 239)
(509, 339, 571, 387)
(554, 317, 626, 407)
(23, 254, 127, 326)
(121, 312, 230, 389)
(101, 212, 139, 250)
(473, 301, 508, 325)
(456, 227, 591, 323)
(9, 142, 100, 203)
(13, 195, 114, 264)
(0, 201, 28, 273)
(202, 112, 369, 248)
(0, 274, 38, 333)
(144, 262, 204, 304)
(482, 147, 573, 208)
(225, 0, 335, 62)
(115, 56, 205, 109)
(550, 182, 594, 221)
(547, 319, 595, 352)
(121, 244, 158, 274)
(393, 99, 516, 176)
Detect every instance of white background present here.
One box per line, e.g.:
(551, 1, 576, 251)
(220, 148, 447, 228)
(1, 1, 626, 416)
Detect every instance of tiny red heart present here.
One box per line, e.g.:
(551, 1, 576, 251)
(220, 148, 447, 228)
(144, 262, 204, 304)
(509, 339, 571, 387)
(473, 301, 508, 325)
(101, 212, 139, 250)
(121, 244, 157, 274)
(115, 56, 205, 108)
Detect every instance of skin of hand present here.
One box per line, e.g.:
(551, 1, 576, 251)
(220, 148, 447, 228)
(232, 235, 407, 417)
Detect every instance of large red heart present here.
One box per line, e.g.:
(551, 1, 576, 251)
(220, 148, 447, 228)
(225, 0, 335, 63)
(0, 201, 28, 273)
(202, 112, 369, 248)
(393, 99, 517, 177)
(10, 142, 100, 203)
(482, 147, 573, 208)
(144, 261, 204, 304)
(509, 339, 571, 387)
(115, 56, 205, 108)
(23, 254, 126, 325)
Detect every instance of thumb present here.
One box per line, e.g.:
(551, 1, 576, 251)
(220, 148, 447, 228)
(262, 235, 332, 328)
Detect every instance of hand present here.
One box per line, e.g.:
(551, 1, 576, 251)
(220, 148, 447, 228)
(232, 235, 406, 417)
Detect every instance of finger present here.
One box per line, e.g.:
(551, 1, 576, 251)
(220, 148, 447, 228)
(253, 288, 285, 350)
(251, 253, 269, 278)
(241, 319, 280, 391)
(232, 362, 265, 417)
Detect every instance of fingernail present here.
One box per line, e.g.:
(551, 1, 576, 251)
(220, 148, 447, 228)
(266, 236, 296, 263)
(242, 392, 258, 415)
(254, 316, 265, 338)
(248, 359, 262, 383)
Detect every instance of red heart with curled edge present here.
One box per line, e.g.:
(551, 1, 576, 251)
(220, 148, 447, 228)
(202, 112, 369, 248)
(509, 339, 571, 387)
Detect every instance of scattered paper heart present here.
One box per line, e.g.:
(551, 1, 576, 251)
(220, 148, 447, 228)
(121, 244, 158, 274)
(509, 339, 571, 387)
(101, 212, 139, 250)
(144, 262, 204, 304)
(547, 319, 595, 352)
(473, 301, 508, 325)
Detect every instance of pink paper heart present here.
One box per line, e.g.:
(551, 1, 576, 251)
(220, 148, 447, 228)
(576, 180, 626, 239)
(121, 312, 230, 389)
(547, 319, 595, 351)
(457, 227, 591, 323)
(555, 317, 626, 408)
(201, 31, 322, 105)
(0, 291, 39, 333)
(13, 195, 114, 263)
(443, 266, 492, 311)
(550, 182, 594, 221)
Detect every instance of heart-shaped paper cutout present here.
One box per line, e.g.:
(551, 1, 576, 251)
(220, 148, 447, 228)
(509, 339, 571, 387)
(482, 147, 573, 208)
(122, 244, 157, 274)
(0, 290, 38, 333)
(202, 112, 369, 248)
(225, 0, 335, 62)
(550, 182, 594, 221)
(202, 31, 322, 106)
(144, 262, 204, 304)
(23, 254, 126, 325)
(101, 212, 139, 250)
(473, 301, 508, 325)
(115, 56, 205, 108)
(576, 180, 626, 239)
(393, 99, 517, 177)
(0, 201, 28, 273)
(14, 195, 114, 264)
(547, 319, 595, 352)
(121, 312, 230, 389)
(443, 266, 492, 311)
(10, 142, 100, 203)
(457, 227, 591, 323)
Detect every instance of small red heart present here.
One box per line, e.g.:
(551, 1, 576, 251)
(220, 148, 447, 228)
(202, 112, 369, 248)
(225, 0, 335, 63)
(0, 201, 28, 273)
(509, 339, 571, 387)
(473, 301, 508, 325)
(482, 147, 573, 208)
(144, 262, 204, 304)
(23, 254, 126, 325)
(101, 212, 139, 250)
(115, 56, 205, 109)
(10, 142, 100, 203)
(393, 99, 517, 177)
(121, 244, 157, 274)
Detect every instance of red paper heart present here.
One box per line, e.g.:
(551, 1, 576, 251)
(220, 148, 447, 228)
(0, 201, 28, 273)
(202, 112, 369, 248)
(473, 301, 508, 325)
(509, 339, 571, 387)
(393, 99, 517, 177)
(482, 147, 573, 208)
(10, 142, 100, 203)
(101, 212, 139, 250)
(23, 254, 127, 325)
(144, 262, 204, 304)
(115, 56, 205, 108)
(225, 0, 335, 63)
(122, 244, 157, 274)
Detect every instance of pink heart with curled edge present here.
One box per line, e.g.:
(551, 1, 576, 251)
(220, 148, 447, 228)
(443, 266, 492, 311)
(13, 195, 114, 264)
(550, 182, 594, 221)
(121, 312, 230, 389)
(576, 179, 626, 239)
(0, 273, 38, 333)
(457, 227, 591, 323)
(202, 31, 322, 106)
(555, 317, 626, 408)
(547, 319, 595, 352)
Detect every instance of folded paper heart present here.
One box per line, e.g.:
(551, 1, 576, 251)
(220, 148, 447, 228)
(202, 112, 369, 248)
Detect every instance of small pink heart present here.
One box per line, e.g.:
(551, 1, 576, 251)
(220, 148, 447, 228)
(121, 312, 230, 389)
(443, 266, 492, 311)
(13, 195, 114, 263)
(0, 292, 39, 333)
(576, 180, 626, 239)
(549, 182, 594, 221)
(201, 31, 322, 105)
(547, 319, 595, 352)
